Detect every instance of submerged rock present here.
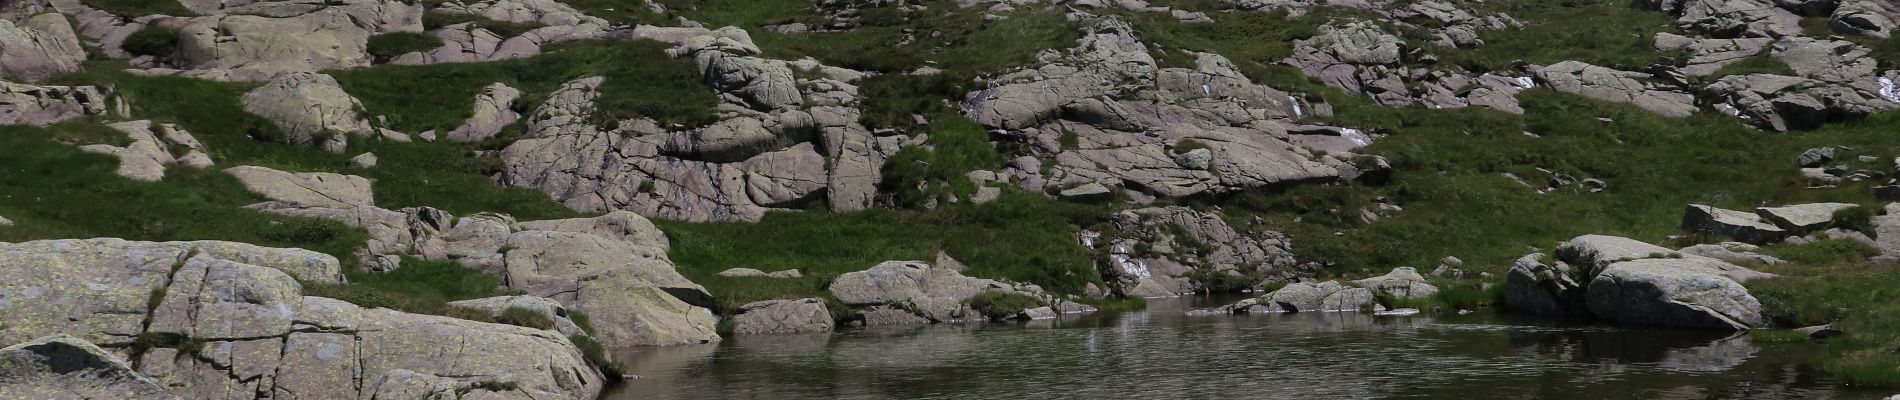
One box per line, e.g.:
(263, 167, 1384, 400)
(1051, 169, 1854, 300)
(731, 298, 833, 335)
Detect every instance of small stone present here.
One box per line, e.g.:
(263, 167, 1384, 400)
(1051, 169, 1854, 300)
(349, 152, 377, 168)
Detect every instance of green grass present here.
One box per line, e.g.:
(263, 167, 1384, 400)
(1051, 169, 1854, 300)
(1768, 239, 1884, 265)
(366, 32, 444, 63)
(1750, 329, 1815, 343)
(497, 306, 557, 330)
(658, 192, 1109, 315)
(82, 0, 194, 17)
(121, 25, 180, 59)
(1706, 56, 1798, 79)
(1751, 262, 1900, 387)
(421, 11, 547, 38)
(304, 258, 519, 315)
(880, 116, 1005, 207)
(1435, 0, 1680, 71)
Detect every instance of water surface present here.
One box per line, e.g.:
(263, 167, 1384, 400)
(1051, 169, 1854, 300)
(607, 297, 1883, 399)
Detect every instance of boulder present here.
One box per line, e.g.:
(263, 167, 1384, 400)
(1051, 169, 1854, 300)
(240, 72, 375, 151)
(1350, 267, 1439, 299)
(731, 298, 833, 335)
(0, 335, 175, 399)
(1240, 281, 1382, 313)
(224, 165, 375, 208)
(173, 11, 372, 80)
(1536, 61, 1697, 117)
(0, 13, 86, 82)
(499, 229, 707, 305)
(567, 270, 720, 347)
(1585, 258, 1768, 331)
(1682, 204, 1789, 244)
(1504, 253, 1585, 316)
(174, 0, 425, 34)
(0, 81, 115, 126)
(1755, 203, 1859, 235)
(1798, 146, 1836, 167)
(445, 82, 523, 142)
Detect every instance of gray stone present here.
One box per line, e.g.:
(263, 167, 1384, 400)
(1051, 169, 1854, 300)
(1536, 61, 1697, 117)
(0, 81, 115, 126)
(1505, 253, 1585, 316)
(1772, 37, 1878, 83)
(1654, 32, 1773, 76)
(1683, 204, 1789, 244)
(225, 165, 375, 208)
(1756, 202, 1859, 234)
(1351, 267, 1439, 299)
(1832, 0, 1898, 38)
(1799, 146, 1837, 167)
(1586, 258, 1768, 331)
(0, 335, 175, 399)
(0, 13, 86, 82)
(732, 298, 833, 335)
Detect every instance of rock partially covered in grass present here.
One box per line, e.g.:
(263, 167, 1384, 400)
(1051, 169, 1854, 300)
(0, 335, 175, 399)
(0, 13, 87, 82)
(448, 295, 592, 338)
(1535, 61, 1697, 117)
(446, 82, 522, 142)
(1351, 267, 1439, 299)
(1653, 33, 1772, 76)
(78, 120, 214, 182)
(225, 165, 376, 208)
(731, 298, 832, 335)
(1669, 0, 1802, 38)
(1704, 73, 1898, 132)
(1505, 253, 1585, 316)
(240, 72, 376, 151)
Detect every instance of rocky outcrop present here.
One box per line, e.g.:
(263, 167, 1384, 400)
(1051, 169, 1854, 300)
(174, 0, 424, 34)
(1756, 202, 1859, 235)
(445, 82, 522, 142)
(78, 120, 214, 182)
(1653, 33, 1772, 76)
(0, 238, 606, 400)
(1665, 0, 1802, 38)
(1285, 21, 1531, 112)
(0, 13, 86, 82)
(0, 335, 175, 399)
(1705, 73, 1899, 131)
(1771, 37, 1877, 83)
(0, 80, 118, 126)
(830, 260, 1047, 323)
(171, 11, 373, 81)
(1082, 206, 1311, 297)
(225, 165, 375, 208)
(1536, 61, 1697, 117)
(240, 72, 376, 152)
(731, 298, 833, 335)
(389, 20, 613, 65)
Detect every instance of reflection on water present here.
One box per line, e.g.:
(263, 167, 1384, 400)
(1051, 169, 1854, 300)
(606, 297, 1883, 400)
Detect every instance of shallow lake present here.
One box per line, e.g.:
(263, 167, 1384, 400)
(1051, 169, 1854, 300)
(606, 297, 1887, 399)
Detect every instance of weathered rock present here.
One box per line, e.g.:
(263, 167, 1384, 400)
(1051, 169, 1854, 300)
(731, 298, 833, 335)
(1351, 267, 1439, 299)
(174, 0, 425, 34)
(173, 11, 373, 80)
(0, 13, 86, 82)
(0, 335, 175, 399)
(1059, 182, 1113, 201)
(79, 120, 214, 182)
(1832, 0, 1898, 38)
(499, 229, 706, 305)
(1555, 234, 1683, 273)
(1705, 73, 1898, 131)
(1673, 0, 1802, 38)
(1586, 258, 1768, 331)
(447, 295, 592, 338)
(1771, 37, 1877, 83)
(1683, 204, 1789, 244)
(434, 0, 610, 27)
(1756, 202, 1859, 235)
(1536, 61, 1697, 117)
(1799, 146, 1837, 167)
(830, 260, 1034, 322)
(1653, 32, 1773, 76)
(1242, 281, 1381, 313)
(1505, 253, 1585, 316)
(515, 210, 670, 249)
(446, 82, 523, 142)
(240, 72, 375, 151)
(568, 277, 719, 346)
(1680, 242, 1786, 265)
(0, 81, 115, 126)
(348, 152, 377, 168)
(225, 165, 375, 208)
